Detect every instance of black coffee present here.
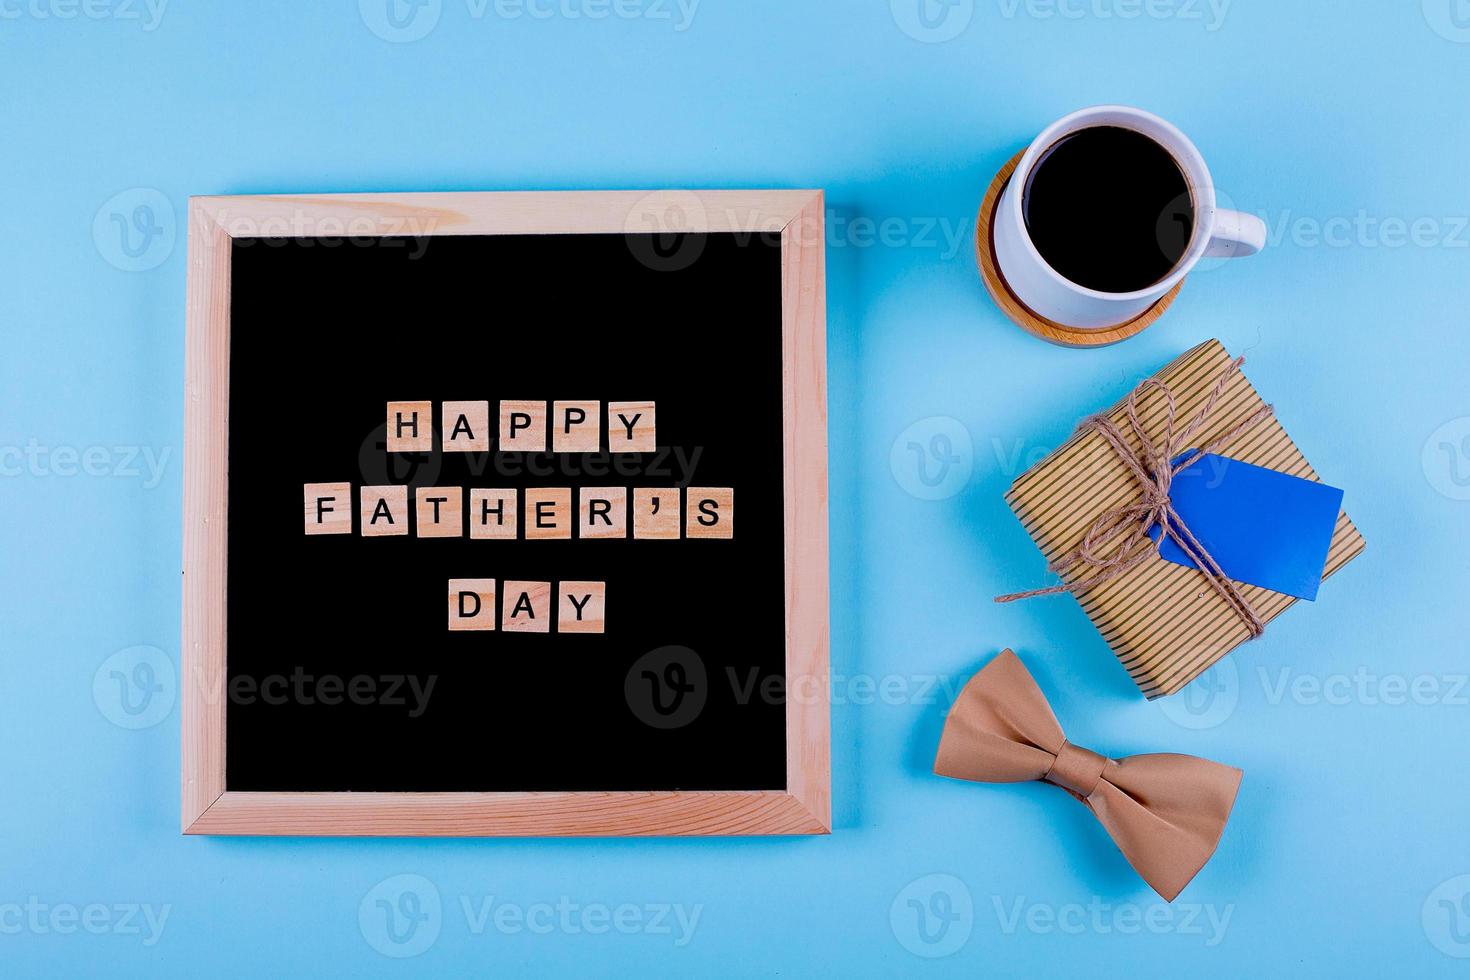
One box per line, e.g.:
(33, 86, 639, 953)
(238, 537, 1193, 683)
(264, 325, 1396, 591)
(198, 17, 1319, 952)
(1021, 126, 1193, 293)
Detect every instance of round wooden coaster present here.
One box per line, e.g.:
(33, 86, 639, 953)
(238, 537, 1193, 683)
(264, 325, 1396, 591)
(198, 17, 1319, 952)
(975, 151, 1183, 348)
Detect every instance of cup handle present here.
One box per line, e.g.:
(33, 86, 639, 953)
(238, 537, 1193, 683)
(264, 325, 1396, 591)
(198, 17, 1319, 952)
(1204, 208, 1267, 258)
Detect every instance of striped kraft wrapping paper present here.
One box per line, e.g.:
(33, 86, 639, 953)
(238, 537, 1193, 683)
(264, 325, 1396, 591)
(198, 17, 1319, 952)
(1004, 339, 1366, 699)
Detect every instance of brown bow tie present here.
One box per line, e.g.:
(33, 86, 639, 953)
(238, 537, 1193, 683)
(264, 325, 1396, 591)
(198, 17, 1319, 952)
(934, 650, 1242, 901)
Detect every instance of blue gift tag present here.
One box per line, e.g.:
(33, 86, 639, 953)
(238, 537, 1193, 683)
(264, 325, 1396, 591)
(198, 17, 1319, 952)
(1147, 453, 1344, 601)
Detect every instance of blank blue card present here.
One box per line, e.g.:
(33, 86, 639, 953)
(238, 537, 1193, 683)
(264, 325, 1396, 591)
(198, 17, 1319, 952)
(1148, 453, 1344, 601)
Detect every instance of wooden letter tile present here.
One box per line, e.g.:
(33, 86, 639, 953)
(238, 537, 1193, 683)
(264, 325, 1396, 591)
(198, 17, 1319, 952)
(524, 487, 571, 540)
(442, 400, 490, 453)
(579, 487, 627, 539)
(558, 581, 605, 634)
(303, 482, 353, 535)
(499, 400, 547, 452)
(552, 400, 601, 453)
(448, 578, 497, 631)
(386, 401, 433, 453)
(360, 485, 408, 537)
(469, 488, 518, 539)
(608, 401, 655, 452)
(502, 581, 551, 633)
(633, 488, 681, 539)
(685, 487, 734, 539)
(415, 486, 463, 537)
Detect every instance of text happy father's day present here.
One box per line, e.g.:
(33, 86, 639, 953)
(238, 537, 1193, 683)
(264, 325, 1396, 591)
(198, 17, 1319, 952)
(303, 400, 733, 635)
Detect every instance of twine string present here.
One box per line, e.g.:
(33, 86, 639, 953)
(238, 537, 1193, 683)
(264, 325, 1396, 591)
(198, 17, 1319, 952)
(995, 356, 1275, 638)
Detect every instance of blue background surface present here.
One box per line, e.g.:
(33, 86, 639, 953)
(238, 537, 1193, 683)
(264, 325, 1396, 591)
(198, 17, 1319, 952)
(4, 1, 1470, 975)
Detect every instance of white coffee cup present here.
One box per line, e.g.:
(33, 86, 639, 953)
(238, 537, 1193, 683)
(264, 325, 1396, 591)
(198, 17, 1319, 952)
(993, 105, 1266, 330)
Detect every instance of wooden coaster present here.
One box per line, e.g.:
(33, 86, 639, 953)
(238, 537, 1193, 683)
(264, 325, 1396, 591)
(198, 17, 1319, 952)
(975, 152, 1183, 348)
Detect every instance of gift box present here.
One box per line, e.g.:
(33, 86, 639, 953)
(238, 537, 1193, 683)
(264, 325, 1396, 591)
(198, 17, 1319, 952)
(1002, 339, 1365, 699)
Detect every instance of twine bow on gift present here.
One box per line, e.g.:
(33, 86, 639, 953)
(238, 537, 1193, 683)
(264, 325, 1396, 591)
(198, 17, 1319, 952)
(996, 356, 1275, 637)
(935, 650, 1243, 901)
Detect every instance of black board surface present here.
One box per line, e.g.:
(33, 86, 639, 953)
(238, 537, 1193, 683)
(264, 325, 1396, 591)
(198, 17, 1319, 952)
(225, 232, 787, 792)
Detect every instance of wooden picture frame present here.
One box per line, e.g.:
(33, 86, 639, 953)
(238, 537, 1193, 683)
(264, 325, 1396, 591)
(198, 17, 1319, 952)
(181, 190, 830, 836)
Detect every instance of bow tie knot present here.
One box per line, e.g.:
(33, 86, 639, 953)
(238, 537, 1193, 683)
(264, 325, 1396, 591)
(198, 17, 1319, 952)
(935, 649, 1242, 902)
(1044, 741, 1109, 798)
